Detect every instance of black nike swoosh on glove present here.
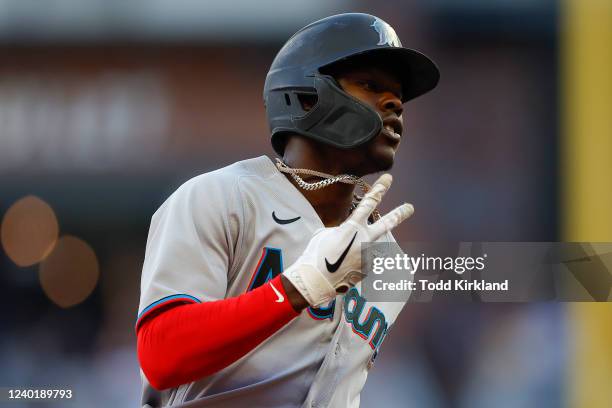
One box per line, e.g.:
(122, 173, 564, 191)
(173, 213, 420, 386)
(325, 231, 358, 273)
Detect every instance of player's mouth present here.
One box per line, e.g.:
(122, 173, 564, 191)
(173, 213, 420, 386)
(381, 117, 402, 143)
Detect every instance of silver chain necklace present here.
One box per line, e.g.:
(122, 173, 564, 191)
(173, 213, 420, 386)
(275, 158, 380, 221)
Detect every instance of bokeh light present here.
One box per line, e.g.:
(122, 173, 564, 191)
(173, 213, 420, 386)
(1, 195, 59, 267)
(39, 235, 100, 308)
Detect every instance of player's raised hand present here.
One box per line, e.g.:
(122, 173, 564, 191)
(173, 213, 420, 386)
(348, 174, 414, 238)
(283, 174, 414, 307)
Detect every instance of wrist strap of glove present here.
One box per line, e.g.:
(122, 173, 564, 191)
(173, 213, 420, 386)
(283, 263, 336, 307)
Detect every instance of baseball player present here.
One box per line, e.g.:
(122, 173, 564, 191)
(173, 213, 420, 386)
(136, 13, 439, 408)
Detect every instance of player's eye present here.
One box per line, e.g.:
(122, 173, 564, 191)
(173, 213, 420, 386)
(354, 79, 401, 99)
(356, 79, 377, 92)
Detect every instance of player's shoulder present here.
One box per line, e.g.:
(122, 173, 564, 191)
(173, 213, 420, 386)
(153, 156, 274, 216)
(180, 155, 275, 192)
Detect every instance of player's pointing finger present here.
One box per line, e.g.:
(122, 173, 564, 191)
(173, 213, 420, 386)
(349, 174, 392, 223)
(369, 203, 414, 239)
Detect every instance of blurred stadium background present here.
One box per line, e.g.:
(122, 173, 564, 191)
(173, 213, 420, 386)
(0, 0, 610, 407)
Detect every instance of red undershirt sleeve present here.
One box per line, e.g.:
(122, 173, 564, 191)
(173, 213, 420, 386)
(136, 275, 299, 391)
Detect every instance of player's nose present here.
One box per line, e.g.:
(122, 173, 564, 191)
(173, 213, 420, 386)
(378, 93, 403, 117)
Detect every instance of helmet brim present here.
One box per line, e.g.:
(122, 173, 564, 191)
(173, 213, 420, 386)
(319, 47, 440, 103)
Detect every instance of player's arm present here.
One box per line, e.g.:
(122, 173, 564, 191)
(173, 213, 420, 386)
(136, 275, 301, 390)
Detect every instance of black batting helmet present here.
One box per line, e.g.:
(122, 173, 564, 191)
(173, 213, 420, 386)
(263, 13, 439, 156)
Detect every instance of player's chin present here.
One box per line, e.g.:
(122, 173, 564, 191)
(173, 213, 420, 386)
(367, 136, 399, 172)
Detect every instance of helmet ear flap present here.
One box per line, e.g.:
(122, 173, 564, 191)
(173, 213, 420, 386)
(293, 74, 381, 147)
(268, 74, 382, 156)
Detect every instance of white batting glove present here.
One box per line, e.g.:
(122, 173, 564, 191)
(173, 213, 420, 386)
(283, 174, 413, 307)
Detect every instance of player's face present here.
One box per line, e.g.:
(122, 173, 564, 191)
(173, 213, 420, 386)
(335, 66, 404, 174)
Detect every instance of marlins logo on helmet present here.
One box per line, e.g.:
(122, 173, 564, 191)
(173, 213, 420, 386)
(371, 18, 402, 47)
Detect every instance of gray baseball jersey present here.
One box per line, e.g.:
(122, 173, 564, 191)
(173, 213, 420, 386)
(137, 155, 408, 407)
